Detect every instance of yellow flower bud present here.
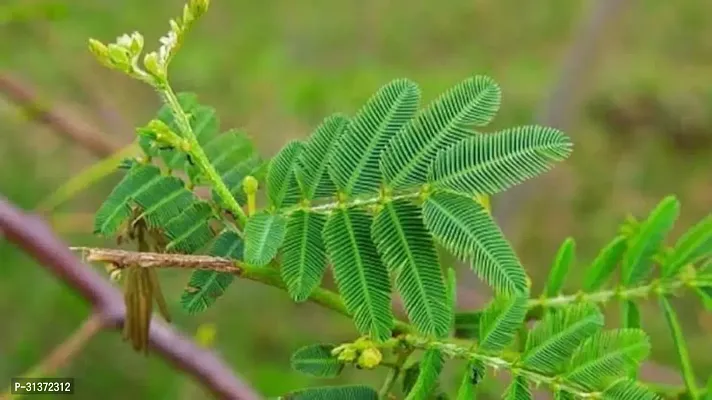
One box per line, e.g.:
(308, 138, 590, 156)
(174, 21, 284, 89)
(143, 52, 164, 80)
(88, 39, 110, 65)
(337, 347, 357, 362)
(107, 43, 131, 71)
(357, 347, 382, 369)
(242, 176, 259, 195)
(189, 0, 209, 18)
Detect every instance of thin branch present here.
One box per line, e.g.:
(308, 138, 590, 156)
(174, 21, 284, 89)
(0, 73, 121, 157)
(75, 246, 712, 321)
(72, 246, 415, 335)
(492, 0, 632, 233)
(0, 195, 260, 400)
(5, 313, 106, 388)
(73, 247, 242, 273)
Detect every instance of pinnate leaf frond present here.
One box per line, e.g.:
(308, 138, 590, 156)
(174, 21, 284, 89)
(281, 210, 328, 302)
(323, 208, 393, 341)
(296, 113, 349, 200)
(601, 379, 660, 400)
(404, 349, 444, 400)
(371, 200, 450, 338)
(477, 294, 528, 353)
(422, 191, 528, 295)
(664, 213, 712, 278)
(582, 235, 627, 292)
(565, 329, 651, 391)
(522, 304, 603, 374)
(429, 125, 572, 197)
(329, 79, 420, 196)
(290, 344, 343, 378)
(267, 140, 304, 208)
(244, 211, 287, 266)
(503, 375, 532, 400)
(181, 230, 243, 313)
(380, 75, 501, 189)
(281, 385, 378, 400)
(622, 196, 679, 285)
(544, 237, 575, 297)
(94, 164, 164, 235)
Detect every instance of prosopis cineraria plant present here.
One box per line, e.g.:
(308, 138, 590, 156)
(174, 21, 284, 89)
(84, 0, 712, 398)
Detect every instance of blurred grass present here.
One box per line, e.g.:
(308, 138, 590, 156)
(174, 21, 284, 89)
(1, 0, 712, 398)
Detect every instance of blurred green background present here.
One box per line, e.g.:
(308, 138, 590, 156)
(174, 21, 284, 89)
(1, 0, 711, 398)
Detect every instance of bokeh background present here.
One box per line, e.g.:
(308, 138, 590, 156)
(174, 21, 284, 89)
(1, 0, 711, 398)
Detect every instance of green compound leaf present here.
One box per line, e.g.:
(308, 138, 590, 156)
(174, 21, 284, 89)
(181, 230, 243, 313)
(565, 329, 651, 391)
(281, 211, 328, 302)
(244, 211, 287, 266)
(371, 200, 450, 338)
(544, 237, 576, 297)
(422, 191, 528, 295)
(478, 294, 528, 353)
(429, 125, 572, 197)
(267, 140, 304, 208)
(203, 129, 265, 204)
(281, 385, 378, 400)
(323, 208, 393, 341)
(503, 375, 531, 400)
(163, 201, 215, 254)
(522, 304, 604, 374)
(664, 213, 712, 278)
(329, 79, 420, 196)
(660, 295, 699, 397)
(404, 349, 444, 400)
(380, 75, 501, 189)
(582, 236, 627, 292)
(296, 113, 350, 200)
(454, 362, 477, 400)
(601, 379, 659, 400)
(94, 164, 162, 235)
(290, 344, 344, 378)
(132, 176, 198, 229)
(622, 196, 680, 285)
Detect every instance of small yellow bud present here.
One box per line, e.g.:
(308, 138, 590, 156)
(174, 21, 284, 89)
(169, 19, 181, 35)
(180, 140, 191, 152)
(242, 176, 259, 195)
(189, 0, 210, 18)
(107, 43, 131, 71)
(337, 347, 357, 362)
(357, 347, 382, 369)
(182, 4, 194, 25)
(143, 52, 164, 79)
(88, 39, 110, 64)
(129, 31, 144, 55)
(146, 119, 172, 139)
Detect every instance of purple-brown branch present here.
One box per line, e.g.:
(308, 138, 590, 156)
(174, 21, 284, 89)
(0, 195, 261, 400)
(0, 73, 120, 158)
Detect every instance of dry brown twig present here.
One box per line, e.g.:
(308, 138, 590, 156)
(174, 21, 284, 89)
(0, 73, 120, 157)
(0, 195, 261, 400)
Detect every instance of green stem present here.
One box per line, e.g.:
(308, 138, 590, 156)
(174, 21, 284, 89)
(378, 350, 412, 399)
(159, 85, 248, 228)
(527, 276, 710, 316)
(404, 336, 596, 398)
(238, 261, 414, 335)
